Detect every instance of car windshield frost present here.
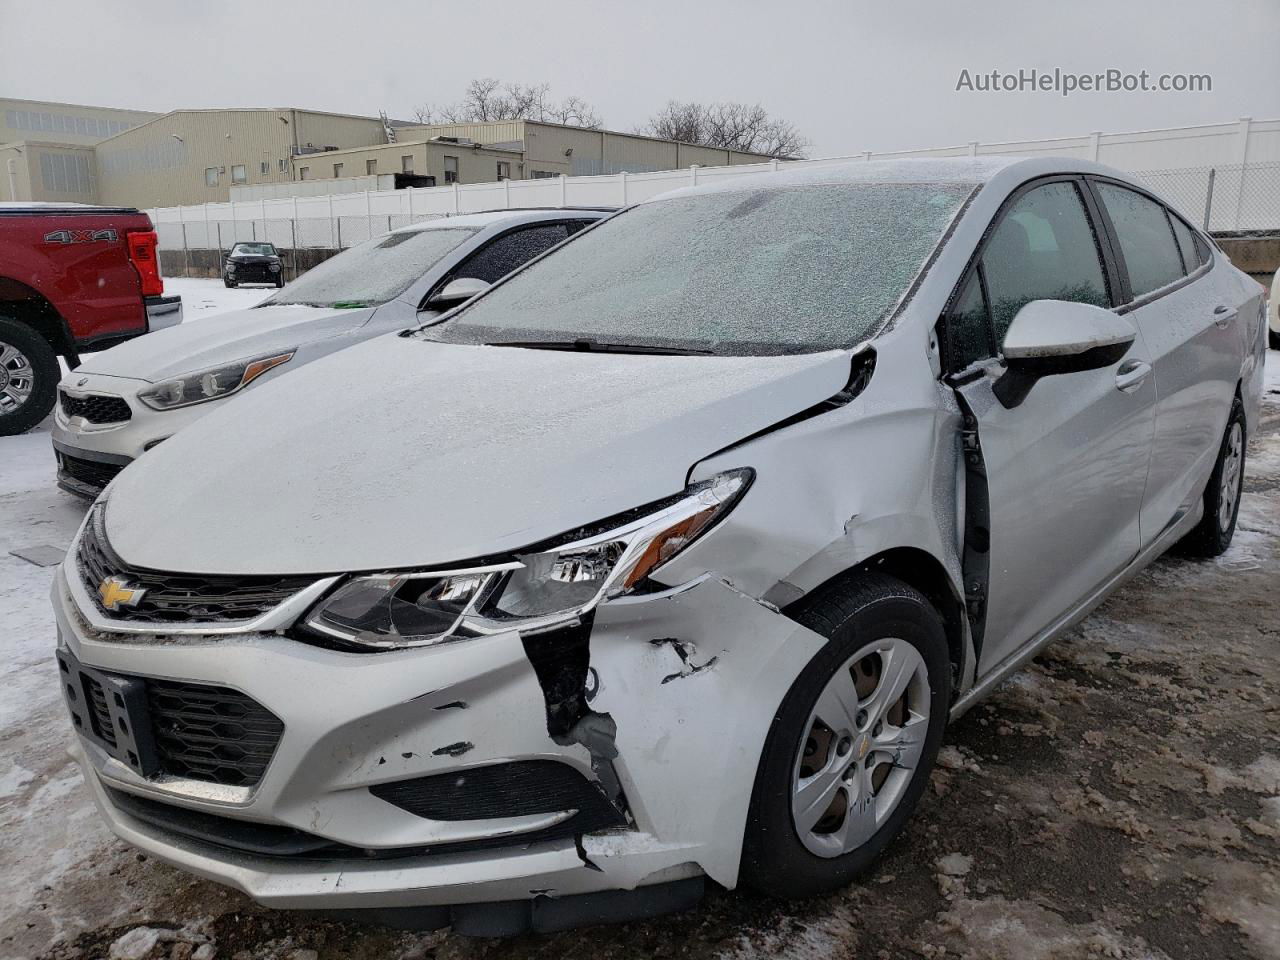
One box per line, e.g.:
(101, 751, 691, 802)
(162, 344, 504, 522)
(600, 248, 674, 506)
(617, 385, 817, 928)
(231, 243, 276, 256)
(264, 227, 476, 308)
(423, 182, 974, 355)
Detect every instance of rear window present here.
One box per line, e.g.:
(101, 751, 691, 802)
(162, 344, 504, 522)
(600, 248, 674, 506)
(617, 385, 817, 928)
(426, 182, 974, 355)
(264, 228, 476, 308)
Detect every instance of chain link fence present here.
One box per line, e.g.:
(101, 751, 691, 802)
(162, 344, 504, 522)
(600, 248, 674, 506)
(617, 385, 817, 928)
(156, 213, 447, 281)
(1134, 162, 1280, 233)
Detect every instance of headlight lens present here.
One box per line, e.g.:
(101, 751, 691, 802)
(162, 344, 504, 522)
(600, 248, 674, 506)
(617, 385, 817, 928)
(304, 571, 492, 649)
(138, 352, 294, 410)
(300, 468, 751, 650)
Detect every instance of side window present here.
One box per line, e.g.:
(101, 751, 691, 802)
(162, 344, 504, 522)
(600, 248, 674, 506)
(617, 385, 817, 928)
(449, 224, 569, 285)
(1168, 212, 1206, 274)
(981, 181, 1110, 345)
(945, 271, 993, 370)
(1096, 183, 1185, 298)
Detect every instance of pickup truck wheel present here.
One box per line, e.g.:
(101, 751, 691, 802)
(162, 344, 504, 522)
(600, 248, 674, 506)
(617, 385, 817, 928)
(0, 317, 59, 436)
(274, 276, 285, 288)
(224, 278, 237, 288)
(1270, 329, 1279, 351)
(740, 573, 950, 899)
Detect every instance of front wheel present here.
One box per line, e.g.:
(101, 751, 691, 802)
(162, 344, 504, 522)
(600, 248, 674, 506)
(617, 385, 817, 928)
(1178, 399, 1246, 558)
(0, 317, 60, 436)
(224, 277, 237, 288)
(741, 573, 951, 899)
(1269, 328, 1279, 351)
(275, 275, 285, 288)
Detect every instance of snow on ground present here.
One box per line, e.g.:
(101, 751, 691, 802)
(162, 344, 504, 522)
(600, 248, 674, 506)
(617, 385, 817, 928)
(1, 321, 1278, 959)
(161, 277, 275, 322)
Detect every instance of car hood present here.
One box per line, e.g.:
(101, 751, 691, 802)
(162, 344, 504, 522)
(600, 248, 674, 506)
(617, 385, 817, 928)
(78, 305, 376, 382)
(104, 337, 854, 575)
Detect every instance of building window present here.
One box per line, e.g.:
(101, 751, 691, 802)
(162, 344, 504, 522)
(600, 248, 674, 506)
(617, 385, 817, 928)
(401, 155, 414, 174)
(366, 158, 377, 175)
(299, 166, 311, 181)
(529, 169, 559, 179)
(260, 160, 270, 175)
(39, 152, 95, 194)
(278, 158, 287, 172)
(231, 164, 247, 184)
(204, 167, 219, 187)
(333, 162, 344, 178)
(496, 161, 511, 181)
(444, 155, 459, 184)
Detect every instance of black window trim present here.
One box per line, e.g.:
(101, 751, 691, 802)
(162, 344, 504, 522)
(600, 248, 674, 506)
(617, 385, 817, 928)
(418, 219, 576, 310)
(938, 173, 1119, 378)
(1081, 175, 1215, 315)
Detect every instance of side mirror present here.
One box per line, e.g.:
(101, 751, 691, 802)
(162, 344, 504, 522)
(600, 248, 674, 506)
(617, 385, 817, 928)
(994, 300, 1136, 408)
(426, 277, 490, 308)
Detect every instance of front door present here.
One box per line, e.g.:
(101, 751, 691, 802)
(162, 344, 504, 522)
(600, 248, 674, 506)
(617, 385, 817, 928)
(943, 178, 1158, 674)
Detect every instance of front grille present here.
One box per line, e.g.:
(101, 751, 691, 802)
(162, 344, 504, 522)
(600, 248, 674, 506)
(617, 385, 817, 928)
(76, 508, 316, 624)
(59, 453, 124, 492)
(371, 760, 626, 836)
(147, 679, 284, 787)
(82, 674, 118, 749)
(60, 391, 131, 424)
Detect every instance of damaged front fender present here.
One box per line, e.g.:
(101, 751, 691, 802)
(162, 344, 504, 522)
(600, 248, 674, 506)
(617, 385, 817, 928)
(585, 575, 828, 888)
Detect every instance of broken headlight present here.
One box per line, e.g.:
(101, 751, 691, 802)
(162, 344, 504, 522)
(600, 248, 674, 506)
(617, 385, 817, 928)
(300, 468, 752, 650)
(475, 467, 753, 626)
(137, 352, 294, 410)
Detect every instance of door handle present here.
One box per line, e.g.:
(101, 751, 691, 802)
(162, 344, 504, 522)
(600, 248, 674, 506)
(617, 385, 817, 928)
(1213, 304, 1237, 328)
(1115, 359, 1152, 393)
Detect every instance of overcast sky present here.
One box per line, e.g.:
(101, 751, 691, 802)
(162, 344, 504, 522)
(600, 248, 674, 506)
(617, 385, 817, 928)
(3, 0, 1277, 157)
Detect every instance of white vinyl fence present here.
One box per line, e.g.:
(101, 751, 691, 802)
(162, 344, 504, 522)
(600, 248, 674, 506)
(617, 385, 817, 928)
(149, 150, 1280, 278)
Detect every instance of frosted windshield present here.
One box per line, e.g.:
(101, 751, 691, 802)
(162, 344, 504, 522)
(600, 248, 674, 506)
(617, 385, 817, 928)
(429, 182, 973, 355)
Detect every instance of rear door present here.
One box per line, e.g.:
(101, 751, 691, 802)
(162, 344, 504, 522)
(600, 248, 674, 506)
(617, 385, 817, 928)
(1088, 180, 1244, 545)
(942, 177, 1158, 674)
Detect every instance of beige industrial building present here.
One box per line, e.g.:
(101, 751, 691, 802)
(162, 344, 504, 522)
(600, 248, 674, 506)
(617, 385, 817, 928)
(2, 99, 776, 207)
(1, 98, 161, 203)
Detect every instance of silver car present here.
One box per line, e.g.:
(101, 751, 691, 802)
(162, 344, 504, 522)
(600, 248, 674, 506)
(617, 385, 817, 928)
(50, 208, 608, 497)
(52, 157, 1265, 935)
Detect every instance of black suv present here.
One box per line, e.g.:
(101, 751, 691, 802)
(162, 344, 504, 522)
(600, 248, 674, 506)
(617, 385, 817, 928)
(223, 242, 284, 288)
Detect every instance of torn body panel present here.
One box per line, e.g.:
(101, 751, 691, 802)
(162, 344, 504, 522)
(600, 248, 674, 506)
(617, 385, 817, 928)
(588, 576, 828, 887)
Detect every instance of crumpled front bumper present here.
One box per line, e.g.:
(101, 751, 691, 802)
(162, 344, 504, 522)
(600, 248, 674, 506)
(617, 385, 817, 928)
(54, 566, 826, 910)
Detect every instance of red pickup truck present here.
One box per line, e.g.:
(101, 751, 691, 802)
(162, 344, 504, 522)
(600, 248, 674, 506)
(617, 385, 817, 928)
(0, 203, 181, 435)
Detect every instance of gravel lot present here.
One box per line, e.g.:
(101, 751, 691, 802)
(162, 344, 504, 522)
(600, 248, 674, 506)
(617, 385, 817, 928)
(3, 282, 1278, 960)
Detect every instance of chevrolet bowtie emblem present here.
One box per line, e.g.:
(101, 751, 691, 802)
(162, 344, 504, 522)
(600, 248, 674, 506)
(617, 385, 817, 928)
(98, 576, 145, 612)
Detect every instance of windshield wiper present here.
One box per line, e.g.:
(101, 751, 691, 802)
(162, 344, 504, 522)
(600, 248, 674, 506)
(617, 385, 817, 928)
(487, 338, 712, 356)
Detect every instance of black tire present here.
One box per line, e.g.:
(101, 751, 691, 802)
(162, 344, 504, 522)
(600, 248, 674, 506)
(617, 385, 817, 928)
(275, 275, 286, 288)
(1177, 398, 1246, 558)
(1269, 328, 1279, 351)
(224, 278, 237, 288)
(0, 316, 60, 437)
(740, 572, 951, 899)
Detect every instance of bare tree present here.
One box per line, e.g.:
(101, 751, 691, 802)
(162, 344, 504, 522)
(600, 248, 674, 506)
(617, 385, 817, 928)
(641, 101, 809, 158)
(413, 79, 603, 129)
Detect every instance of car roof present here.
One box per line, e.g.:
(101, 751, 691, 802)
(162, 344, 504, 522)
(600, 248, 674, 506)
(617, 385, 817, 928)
(646, 156, 1139, 202)
(390, 207, 612, 236)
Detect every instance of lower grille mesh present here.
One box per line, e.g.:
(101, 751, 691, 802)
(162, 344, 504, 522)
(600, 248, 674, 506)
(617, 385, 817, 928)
(371, 759, 625, 833)
(147, 680, 284, 787)
(59, 453, 124, 491)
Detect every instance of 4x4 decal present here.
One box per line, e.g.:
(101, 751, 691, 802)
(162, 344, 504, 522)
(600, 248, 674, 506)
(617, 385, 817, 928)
(43, 228, 118, 245)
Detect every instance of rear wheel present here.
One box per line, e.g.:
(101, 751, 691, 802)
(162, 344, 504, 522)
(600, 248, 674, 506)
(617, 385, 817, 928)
(1178, 399, 1246, 558)
(741, 573, 951, 899)
(0, 317, 60, 436)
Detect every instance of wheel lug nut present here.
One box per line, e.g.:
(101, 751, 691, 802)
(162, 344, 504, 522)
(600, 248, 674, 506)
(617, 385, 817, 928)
(837, 737, 852, 756)
(855, 710, 868, 728)
(873, 721, 883, 737)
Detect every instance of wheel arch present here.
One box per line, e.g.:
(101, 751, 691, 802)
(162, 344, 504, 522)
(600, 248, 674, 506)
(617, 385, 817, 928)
(0, 275, 77, 363)
(783, 546, 970, 698)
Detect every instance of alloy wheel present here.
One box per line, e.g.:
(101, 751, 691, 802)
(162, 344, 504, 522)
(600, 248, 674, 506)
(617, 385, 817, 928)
(791, 637, 930, 858)
(1218, 421, 1243, 531)
(0, 340, 35, 415)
